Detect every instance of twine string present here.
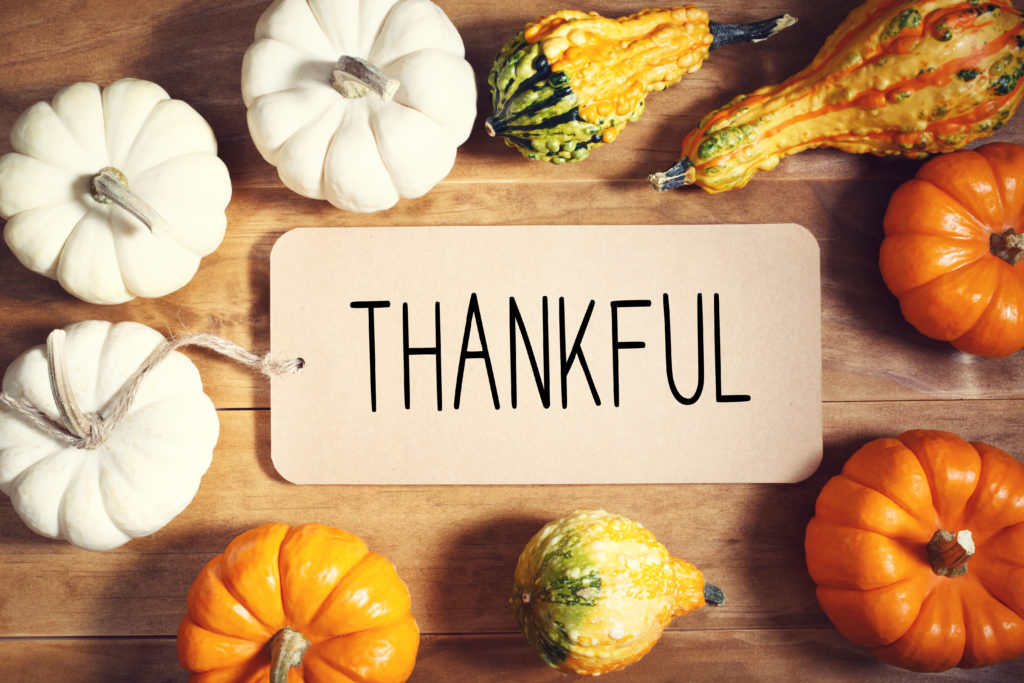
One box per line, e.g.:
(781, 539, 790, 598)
(0, 331, 303, 449)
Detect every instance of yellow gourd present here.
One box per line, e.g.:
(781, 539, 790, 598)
(650, 0, 1024, 193)
(511, 509, 723, 675)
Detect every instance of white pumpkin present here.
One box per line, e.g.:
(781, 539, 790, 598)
(0, 78, 231, 305)
(0, 320, 219, 551)
(241, 0, 477, 212)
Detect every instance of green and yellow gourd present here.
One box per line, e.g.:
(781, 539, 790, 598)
(511, 509, 723, 676)
(486, 7, 796, 163)
(650, 0, 1024, 193)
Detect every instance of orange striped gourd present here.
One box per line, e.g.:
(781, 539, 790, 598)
(650, 0, 1024, 193)
(485, 7, 795, 163)
(511, 509, 723, 675)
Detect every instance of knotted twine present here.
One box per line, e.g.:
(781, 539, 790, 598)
(0, 330, 303, 450)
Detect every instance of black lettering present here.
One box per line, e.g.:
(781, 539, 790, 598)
(559, 298, 600, 409)
(403, 302, 443, 411)
(350, 301, 390, 412)
(714, 293, 751, 403)
(454, 293, 500, 409)
(510, 296, 550, 408)
(611, 299, 651, 407)
(665, 293, 704, 405)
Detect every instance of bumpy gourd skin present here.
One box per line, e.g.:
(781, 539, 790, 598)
(658, 0, 1024, 193)
(487, 7, 714, 163)
(511, 509, 715, 676)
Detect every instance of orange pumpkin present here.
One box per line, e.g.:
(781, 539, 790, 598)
(880, 142, 1024, 357)
(177, 523, 419, 682)
(805, 429, 1024, 672)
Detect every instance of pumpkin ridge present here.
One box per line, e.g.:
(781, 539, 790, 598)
(276, 525, 297, 628)
(962, 449, 1024, 543)
(873, 580, 968, 671)
(959, 561, 1024, 628)
(183, 560, 273, 642)
(307, 551, 407, 635)
(918, 151, 1007, 227)
(322, 102, 359, 194)
(881, 235, 991, 299)
(901, 433, 984, 529)
(118, 99, 180, 176)
(835, 471, 940, 534)
(953, 574, 1020, 668)
(897, 252, 998, 306)
(985, 154, 1010, 223)
(217, 533, 288, 635)
(92, 322, 163, 412)
(301, 560, 353, 634)
(52, 84, 110, 171)
(303, 638, 361, 679)
(978, 143, 1024, 226)
(304, 0, 344, 58)
(53, 449, 98, 539)
(891, 180, 994, 240)
(951, 264, 1024, 351)
(34, 102, 108, 174)
(264, 86, 345, 164)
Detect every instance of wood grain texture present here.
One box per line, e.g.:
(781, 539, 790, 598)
(2, 631, 1017, 683)
(1, 0, 1024, 680)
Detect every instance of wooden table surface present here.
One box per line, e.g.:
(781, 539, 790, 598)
(2, 0, 1024, 680)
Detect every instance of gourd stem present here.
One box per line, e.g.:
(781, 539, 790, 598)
(990, 229, 1024, 266)
(331, 55, 399, 101)
(649, 158, 696, 192)
(703, 581, 725, 606)
(928, 529, 974, 578)
(709, 14, 798, 49)
(269, 627, 311, 683)
(45, 330, 95, 443)
(90, 167, 169, 237)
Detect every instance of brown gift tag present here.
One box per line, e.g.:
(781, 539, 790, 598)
(270, 224, 822, 484)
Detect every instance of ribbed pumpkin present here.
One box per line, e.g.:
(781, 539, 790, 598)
(511, 509, 723, 676)
(177, 523, 418, 682)
(806, 430, 1024, 672)
(486, 7, 795, 163)
(651, 0, 1024, 193)
(880, 142, 1024, 357)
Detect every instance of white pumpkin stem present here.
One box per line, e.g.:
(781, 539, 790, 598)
(331, 56, 399, 101)
(269, 627, 310, 683)
(91, 167, 170, 237)
(45, 330, 98, 445)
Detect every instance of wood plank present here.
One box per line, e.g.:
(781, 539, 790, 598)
(2, 400, 1022, 638)
(3, 630, 1022, 682)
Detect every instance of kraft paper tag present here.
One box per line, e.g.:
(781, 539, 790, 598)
(270, 224, 822, 484)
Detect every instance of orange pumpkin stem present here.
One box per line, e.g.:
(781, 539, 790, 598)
(991, 229, 1024, 267)
(927, 529, 974, 578)
(269, 626, 310, 683)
